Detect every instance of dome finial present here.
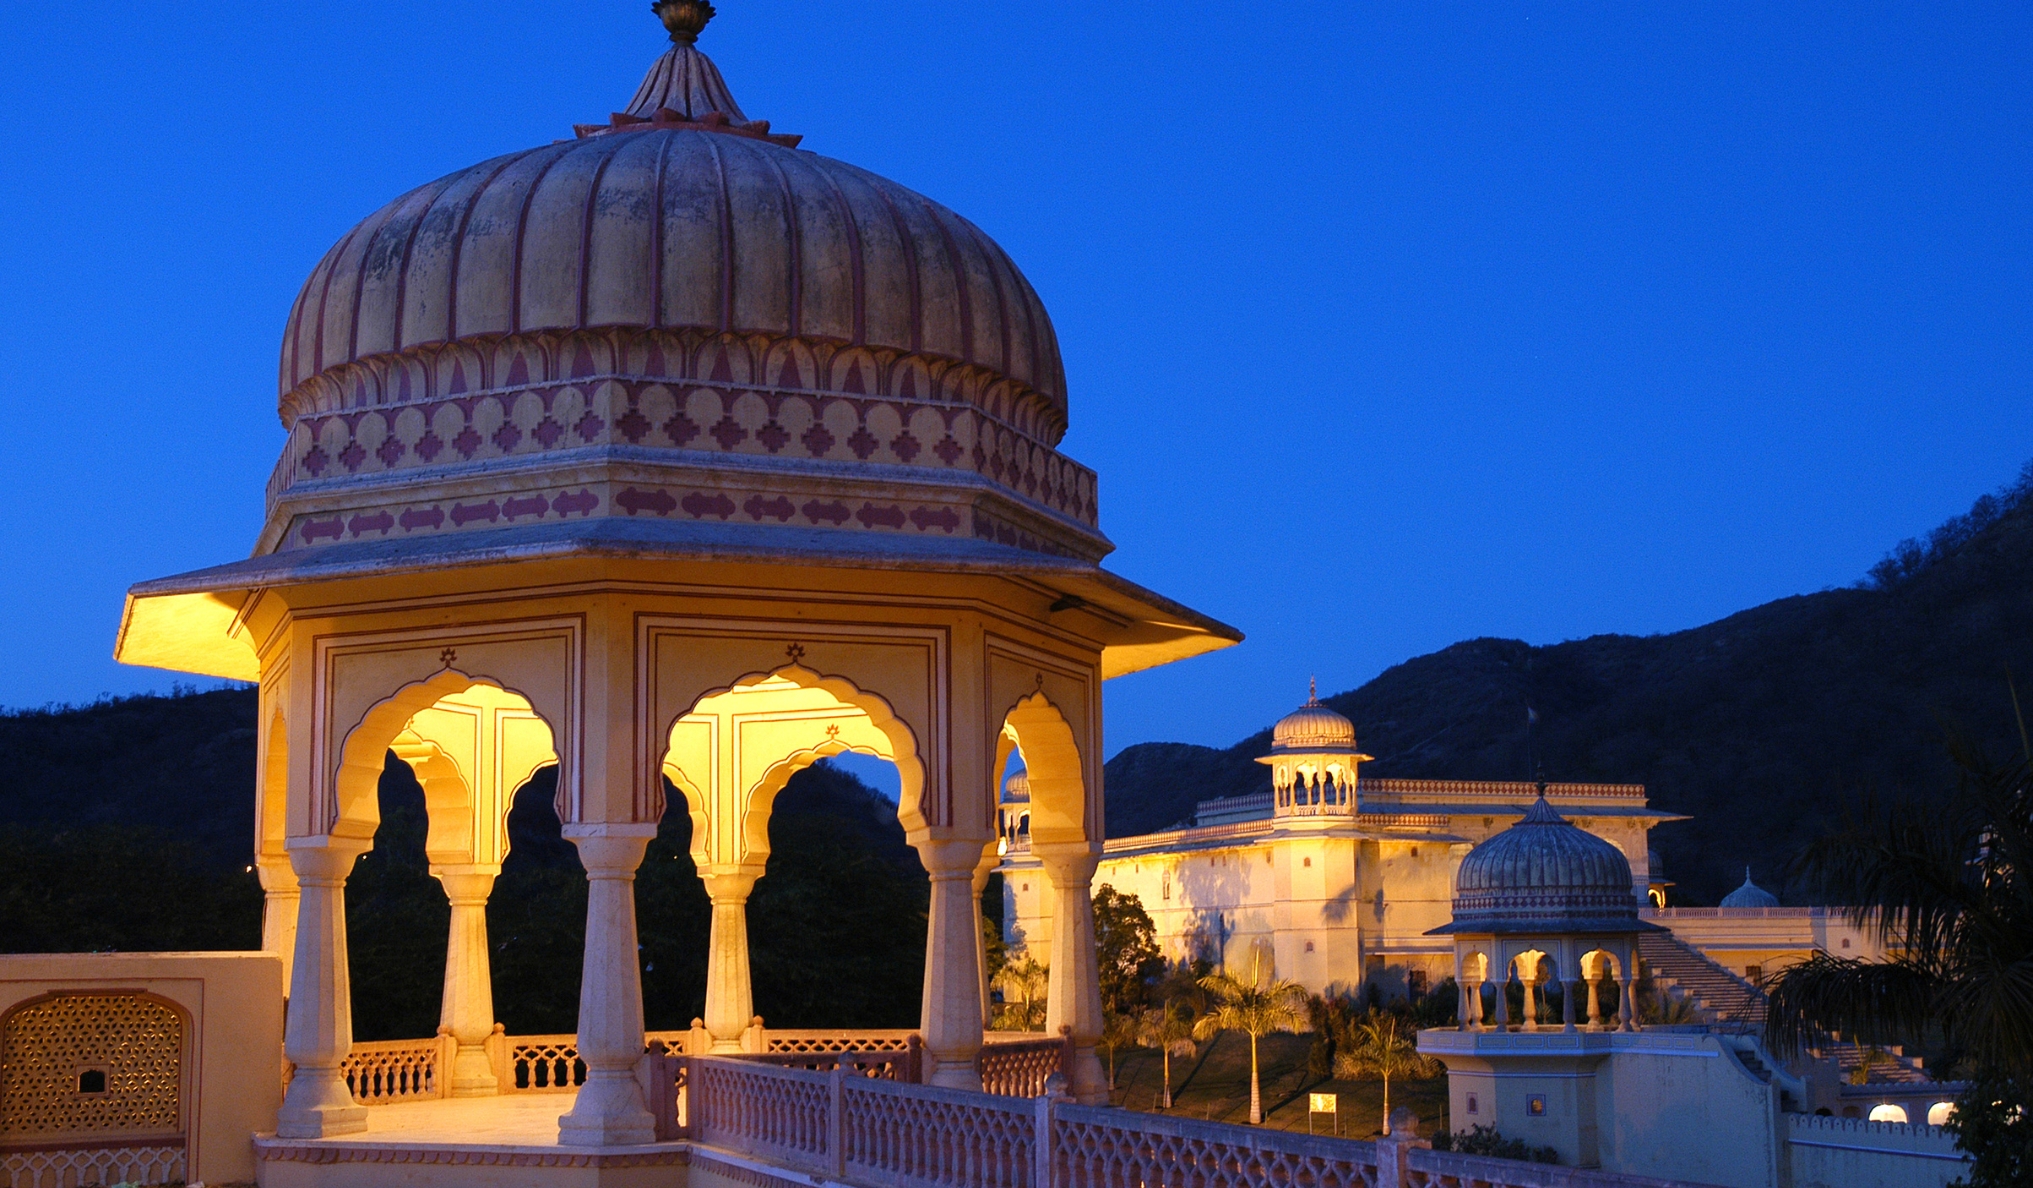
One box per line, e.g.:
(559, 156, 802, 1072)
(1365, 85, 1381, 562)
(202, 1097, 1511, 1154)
(1307, 676, 1319, 706)
(654, 0, 717, 45)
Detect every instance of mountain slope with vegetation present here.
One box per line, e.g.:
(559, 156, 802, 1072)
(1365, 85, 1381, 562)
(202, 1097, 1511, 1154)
(0, 689, 929, 1040)
(1106, 464, 2033, 906)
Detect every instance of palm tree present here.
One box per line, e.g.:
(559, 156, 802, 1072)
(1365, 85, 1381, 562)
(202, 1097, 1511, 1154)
(1193, 950, 1312, 1125)
(1137, 998, 1199, 1108)
(993, 952, 1050, 1032)
(1763, 749, 2033, 1077)
(1098, 1009, 1138, 1091)
(1334, 1009, 1442, 1136)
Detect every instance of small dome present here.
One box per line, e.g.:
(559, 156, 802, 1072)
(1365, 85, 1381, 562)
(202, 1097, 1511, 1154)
(1442, 797, 1644, 934)
(1272, 681, 1357, 751)
(1720, 869, 1779, 909)
(1002, 770, 1030, 803)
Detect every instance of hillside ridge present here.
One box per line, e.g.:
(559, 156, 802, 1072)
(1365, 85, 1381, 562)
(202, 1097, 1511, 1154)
(1104, 463, 2033, 906)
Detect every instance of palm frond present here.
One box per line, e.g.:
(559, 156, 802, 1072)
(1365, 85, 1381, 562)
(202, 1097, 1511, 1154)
(1763, 953, 1941, 1057)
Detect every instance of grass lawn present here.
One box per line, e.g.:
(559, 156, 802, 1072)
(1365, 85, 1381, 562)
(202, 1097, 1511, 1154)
(1100, 1033, 1450, 1140)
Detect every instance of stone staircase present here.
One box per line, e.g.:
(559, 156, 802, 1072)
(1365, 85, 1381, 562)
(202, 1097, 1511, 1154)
(1637, 931, 1768, 1025)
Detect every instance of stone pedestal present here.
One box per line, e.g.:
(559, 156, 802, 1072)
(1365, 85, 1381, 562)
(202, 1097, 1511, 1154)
(557, 826, 658, 1146)
(277, 835, 372, 1139)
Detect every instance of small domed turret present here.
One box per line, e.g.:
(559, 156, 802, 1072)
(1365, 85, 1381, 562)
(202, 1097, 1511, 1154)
(1720, 868, 1779, 909)
(1270, 679, 1358, 751)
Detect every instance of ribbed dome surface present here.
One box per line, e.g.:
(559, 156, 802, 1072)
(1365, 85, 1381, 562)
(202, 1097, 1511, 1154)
(1272, 700, 1358, 750)
(280, 123, 1066, 428)
(1447, 797, 1643, 934)
(1003, 771, 1031, 803)
(1720, 870, 1779, 909)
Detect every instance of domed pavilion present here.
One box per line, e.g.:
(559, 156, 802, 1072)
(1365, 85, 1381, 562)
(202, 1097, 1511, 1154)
(114, 3, 1237, 1143)
(1429, 793, 1662, 1033)
(1256, 681, 1373, 817)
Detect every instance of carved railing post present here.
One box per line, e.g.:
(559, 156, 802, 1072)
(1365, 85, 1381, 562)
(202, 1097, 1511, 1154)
(1376, 1108, 1430, 1188)
(828, 1063, 848, 1180)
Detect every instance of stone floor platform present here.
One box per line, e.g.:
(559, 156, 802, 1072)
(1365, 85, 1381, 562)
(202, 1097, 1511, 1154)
(253, 1096, 693, 1188)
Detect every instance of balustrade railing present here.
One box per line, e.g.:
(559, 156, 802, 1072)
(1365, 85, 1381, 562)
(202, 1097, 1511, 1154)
(1051, 1103, 1381, 1188)
(340, 1036, 446, 1104)
(1, 1144, 188, 1188)
(841, 1073, 1038, 1188)
(1405, 1146, 1723, 1188)
(506, 1033, 588, 1093)
(735, 1041, 924, 1084)
(979, 1029, 1072, 1098)
(690, 1056, 834, 1175)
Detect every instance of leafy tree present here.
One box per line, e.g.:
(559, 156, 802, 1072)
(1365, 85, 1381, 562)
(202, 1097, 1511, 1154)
(1092, 885, 1163, 1017)
(1334, 1009, 1442, 1136)
(1193, 950, 1311, 1125)
(994, 952, 1050, 1032)
(1763, 748, 2032, 1187)
(1945, 1074, 2033, 1187)
(1763, 752, 2032, 1071)
(1136, 998, 1198, 1108)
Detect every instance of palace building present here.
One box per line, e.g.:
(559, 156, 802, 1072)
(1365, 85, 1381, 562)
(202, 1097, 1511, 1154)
(1000, 689, 1679, 997)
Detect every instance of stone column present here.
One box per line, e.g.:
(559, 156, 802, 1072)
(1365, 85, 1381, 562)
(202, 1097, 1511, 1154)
(276, 835, 371, 1139)
(257, 854, 301, 994)
(1520, 957, 1540, 1032)
(1562, 977, 1582, 1032)
(973, 844, 1001, 1026)
(918, 839, 990, 1090)
(558, 825, 658, 1145)
(1618, 964, 1638, 1032)
(1035, 843, 1107, 1104)
(1454, 952, 1471, 1031)
(435, 864, 502, 1096)
(701, 871, 759, 1053)
(1586, 973, 1603, 1026)
(1490, 948, 1511, 1030)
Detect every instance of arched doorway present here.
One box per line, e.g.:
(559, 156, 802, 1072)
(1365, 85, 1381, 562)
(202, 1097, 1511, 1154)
(656, 666, 926, 1054)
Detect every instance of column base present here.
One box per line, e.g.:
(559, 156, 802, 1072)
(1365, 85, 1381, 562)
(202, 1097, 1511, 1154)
(1068, 1047, 1109, 1105)
(926, 1060, 984, 1092)
(276, 1102, 369, 1139)
(558, 1074, 657, 1146)
(450, 1044, 500, 1097)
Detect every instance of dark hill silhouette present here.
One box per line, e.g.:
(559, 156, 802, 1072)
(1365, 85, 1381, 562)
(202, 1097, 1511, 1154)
(1105, 463, 2033, 907)
(0, 683, 927, 1039)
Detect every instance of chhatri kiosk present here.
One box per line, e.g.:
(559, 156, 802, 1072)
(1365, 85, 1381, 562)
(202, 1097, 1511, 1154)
(113, 0, 1236, 1152)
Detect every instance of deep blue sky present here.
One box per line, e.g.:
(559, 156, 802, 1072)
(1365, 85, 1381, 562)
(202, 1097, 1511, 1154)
(2, 2, 2030, 755)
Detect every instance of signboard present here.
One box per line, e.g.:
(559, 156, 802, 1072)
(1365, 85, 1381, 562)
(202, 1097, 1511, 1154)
(1308, 1092, 1338, 1135)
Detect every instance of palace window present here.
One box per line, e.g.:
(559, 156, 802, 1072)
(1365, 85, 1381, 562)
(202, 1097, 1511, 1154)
(1869, 1105, 1909, 1124)
(1528, 1095, 1547, 1117)
(1466, 1094, 1479, 1116)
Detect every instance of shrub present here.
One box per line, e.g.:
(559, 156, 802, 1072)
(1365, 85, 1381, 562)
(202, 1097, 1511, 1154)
(1434, 1125, 1559, 1165)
